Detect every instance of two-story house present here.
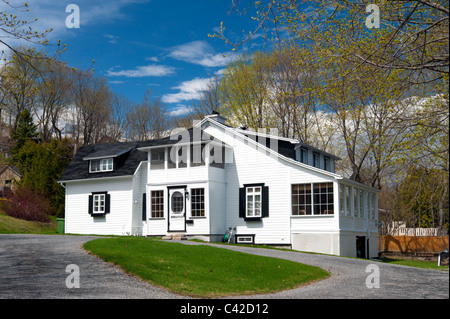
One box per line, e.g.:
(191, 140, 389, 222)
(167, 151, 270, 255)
(59, 114, 379, 258)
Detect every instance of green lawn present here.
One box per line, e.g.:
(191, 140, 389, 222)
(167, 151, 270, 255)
(83, 237, 329, 297)
(0, 212, 57, 234)
(379, 257, 449, 271)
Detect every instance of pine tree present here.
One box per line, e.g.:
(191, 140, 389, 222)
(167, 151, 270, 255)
(10, 109, 39, 159)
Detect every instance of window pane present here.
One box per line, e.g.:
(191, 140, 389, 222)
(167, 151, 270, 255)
(178, 146, 187, 168)
(191, 188, 205, 217)
(255, 195, 261, 216)
(171, 191, 184, 213)
(91, 160, 100, 172)
(93, 194, 105, 213)
(190, 144, 205, 167)
(106, 158, 113, 170)
(292, 183, 313, 216)
(151, 149, 165, 170)
(312, 182, 334, 215)
(151, 190, 164, 218)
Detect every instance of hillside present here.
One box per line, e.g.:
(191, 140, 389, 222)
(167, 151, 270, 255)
(0, 213, 57, 234)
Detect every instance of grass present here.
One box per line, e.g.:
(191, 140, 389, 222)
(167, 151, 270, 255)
(378, 257, 449, 271)
(83, 237, 330, 298)
(0, 212, 57, 234)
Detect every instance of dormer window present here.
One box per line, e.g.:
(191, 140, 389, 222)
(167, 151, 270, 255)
(324, 156, 330, 171)
(313, 152, 320, 168)
(300, 147, 308, 164)
(90, 158, 113, 173)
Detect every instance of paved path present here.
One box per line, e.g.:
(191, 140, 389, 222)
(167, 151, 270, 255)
(0, 234, 448, 299)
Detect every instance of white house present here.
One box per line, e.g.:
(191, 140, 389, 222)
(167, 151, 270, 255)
(59, 114, 380, 258)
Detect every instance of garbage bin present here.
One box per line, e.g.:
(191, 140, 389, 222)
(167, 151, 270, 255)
(56, 218, 65, 234)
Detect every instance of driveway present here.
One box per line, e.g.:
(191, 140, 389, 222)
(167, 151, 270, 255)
(0, 234, 448, 299)
(0, 234, 179, 299)
(179, 240, 449, 299)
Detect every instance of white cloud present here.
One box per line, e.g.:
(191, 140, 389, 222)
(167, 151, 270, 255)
(162, 77, 211, 104)
(168, 40, 234, 67)
(107, 64, 175, 77)
(0, 1, 152, 48)
(145, 56, 159, 62)
(169, 105, 193, 116)
(104, 34, 120, 44)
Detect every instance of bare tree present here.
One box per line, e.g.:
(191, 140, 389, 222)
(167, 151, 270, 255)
(70, 69, 112, 145)
(127, 89, 171, 140)
(32, 58, 73, 141)
(108, 92, 135, 142)
(174, 74, 222, 128)
(1, 47, 39, 129)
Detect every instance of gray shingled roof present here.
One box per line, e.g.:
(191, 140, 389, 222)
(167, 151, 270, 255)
(59, 126, 312, 182)
(58, 130, 200, 182)
(59, 141, 145, 182)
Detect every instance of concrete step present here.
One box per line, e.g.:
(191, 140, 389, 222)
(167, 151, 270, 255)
(162, 233, 188, 240)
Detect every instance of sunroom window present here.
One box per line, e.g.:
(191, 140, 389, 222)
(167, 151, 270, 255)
(292, 182, 334, 215)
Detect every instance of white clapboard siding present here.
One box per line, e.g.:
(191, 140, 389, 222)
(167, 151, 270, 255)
(131, 161, 148, 236)
(65, 177, 133, 235)
(203, 122, 355, 245)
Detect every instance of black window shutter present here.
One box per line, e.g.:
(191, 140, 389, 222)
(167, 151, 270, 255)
(142, 193, 147, 221)
(262, 186, 269, 218)
(239, 187, 245, 218)
(105, 193, 111, 214)
(88, 195, 93, 215)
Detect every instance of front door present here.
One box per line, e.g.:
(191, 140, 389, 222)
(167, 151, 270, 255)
(168, 187, 186, 232)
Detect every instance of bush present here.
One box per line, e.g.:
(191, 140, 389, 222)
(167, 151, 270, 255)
(0, 187, 52, 222)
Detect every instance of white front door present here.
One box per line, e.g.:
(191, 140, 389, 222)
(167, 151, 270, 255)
(168, 187, 186, 232)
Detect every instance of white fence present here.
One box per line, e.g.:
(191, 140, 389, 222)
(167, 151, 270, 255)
(390, 227, 439, 236)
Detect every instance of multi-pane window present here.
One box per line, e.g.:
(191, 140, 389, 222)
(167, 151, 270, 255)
(292, 184, 312, 215)
(313, 183, 334, 215)
(292, 183, 334, 215)
(191, 188, 205, 217)
(246, 186, 262, 217)
(90, 158, 113, 172)
(93, 194, 105, 214)
(151, 190, 164, 218)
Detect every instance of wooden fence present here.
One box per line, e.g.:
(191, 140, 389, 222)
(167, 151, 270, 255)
(381, 235, 449, 254)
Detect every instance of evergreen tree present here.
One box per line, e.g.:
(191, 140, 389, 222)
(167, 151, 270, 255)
(10, 109, 39, 159)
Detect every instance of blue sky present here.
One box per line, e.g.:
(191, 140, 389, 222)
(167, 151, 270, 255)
(2, 0, 266, 116)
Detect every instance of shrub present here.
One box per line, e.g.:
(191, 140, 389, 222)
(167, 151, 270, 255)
(0, 187, 52, 222)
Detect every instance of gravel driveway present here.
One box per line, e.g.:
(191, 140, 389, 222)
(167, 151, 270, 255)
(0, 234, 448, 299)
(0, 234, 179, 299)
